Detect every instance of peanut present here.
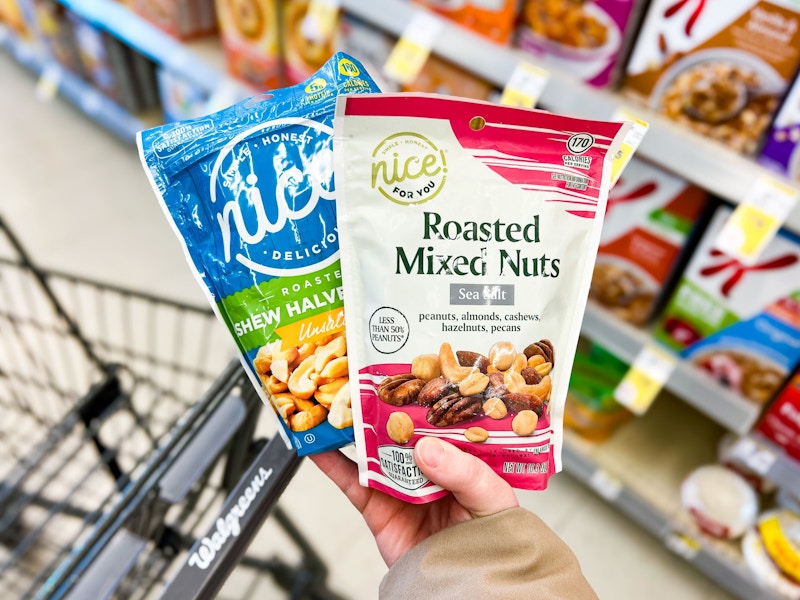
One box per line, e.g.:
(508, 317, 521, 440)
(482, 397, 507, 420)
(386, 412, 414, 444)
(535, 361, 552, 376)
(458, 371, 489, 397)
(512, 410, 538, 437)
(464, 427, 489, 443)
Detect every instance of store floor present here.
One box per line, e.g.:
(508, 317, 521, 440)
(1, 52, 735, 600)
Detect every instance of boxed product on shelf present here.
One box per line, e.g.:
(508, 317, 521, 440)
(413, 0, 519, 44)
(131, 0, 218, 39)
(282, 0, 337, 85)
(759, 74, 800, 182)
(516, 0, 642, 87)
(0, 0, 34, 37)
(69, 14, 146, 113)
(29, 0, 87, 78)
(215, 0, 280, 89)
(656, 204, 800, 406)
(621, 0, 800, 156)
(590, 156, 709, 325)
(156, 67, 210, 121)
(565, 339, 633, 441)
(757, 372, 800, 461)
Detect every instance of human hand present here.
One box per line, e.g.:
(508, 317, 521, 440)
(309, 436, 519, 567)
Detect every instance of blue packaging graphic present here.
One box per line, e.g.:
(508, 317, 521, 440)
(138, 53, 381, 455)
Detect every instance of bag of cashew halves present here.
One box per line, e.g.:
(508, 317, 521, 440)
(334, 93, 633, 502)
(137, 53, 380, 455)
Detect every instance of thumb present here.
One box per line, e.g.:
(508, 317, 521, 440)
(414, 436, 518, 517)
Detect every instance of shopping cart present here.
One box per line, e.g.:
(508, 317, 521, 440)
(0, 216, 342, 599)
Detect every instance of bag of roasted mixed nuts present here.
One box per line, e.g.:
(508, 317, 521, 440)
(137, 53, 380, 455)
(334, 94, 631, 502)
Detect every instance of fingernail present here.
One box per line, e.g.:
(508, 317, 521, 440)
(416, 437, 443, 469)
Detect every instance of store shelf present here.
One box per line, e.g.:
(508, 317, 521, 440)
(0, 26, 147, 144)
(734, 433, 800, 500)
(581, 302, 761, 436)
(56, 0, 229, 93)
(561, 398, 778, 600)
(342, 0, 800, 235)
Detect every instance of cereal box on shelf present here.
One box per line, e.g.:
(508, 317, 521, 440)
(131, 0, 217, 39)
(622, 0, 800, 155)
(656, 205, 800, 406)
(759, 75, 800, 181)
(414, 0, 519, 44)
(30, 0, 87, 78)
(590, 156, 708, 325)
(282, 0, 338, 85)
(215, 0, 280, 89)
(757, 373, 800, 461)
(516, 0, 642, 87)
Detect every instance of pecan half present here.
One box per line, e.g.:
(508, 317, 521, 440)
(417, 377, 458, 407)
(427, 394, 482, 427)
(377, 374, 426, 406)
(456, 351, 489, 374)
(483, 372, 509, 400)
(522, 339, 554, 367)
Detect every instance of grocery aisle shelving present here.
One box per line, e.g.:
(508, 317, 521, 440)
(0, 25, 149, 143)
(562, 397, 778, 600)
(341, 0, 800, 234)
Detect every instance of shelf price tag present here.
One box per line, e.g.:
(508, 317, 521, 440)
(499, 61, 549, 109)
(664, 531, 701, 561)
(613, 343, 677, 416)
(610, 107, 649, 188)
(714, 176, 799, 265)
(730, 436, 777, 477)
(383, 11, 443, 85)
(35, 64, 62, 101)
(301, 0, 341, 44)
(589, 468, 623, 501)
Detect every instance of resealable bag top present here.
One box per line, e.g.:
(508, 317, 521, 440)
(138, 53, 380, 455)
(334, 94, 630, 502)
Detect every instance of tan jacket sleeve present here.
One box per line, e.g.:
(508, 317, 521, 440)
(379, 507, 598, 599)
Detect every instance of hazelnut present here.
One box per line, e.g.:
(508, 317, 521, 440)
(512, 410, 538, 437)
(464, 427, 489, 443)
(482, 397, 507, 420)
(488, 341, 516, 371)
(411, 353, 441, 381)
(386, 412, 414, 444)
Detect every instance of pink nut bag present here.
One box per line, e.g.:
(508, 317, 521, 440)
(334, 94, 630, 503)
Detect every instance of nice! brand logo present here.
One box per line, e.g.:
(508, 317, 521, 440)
(371, 132, 447, 205)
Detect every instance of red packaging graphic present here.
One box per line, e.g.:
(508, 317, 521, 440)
(758, 374, 800, 461)
(590, 157, 707, 325)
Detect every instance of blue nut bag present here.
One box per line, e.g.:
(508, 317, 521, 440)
(138, 53, 380, 455)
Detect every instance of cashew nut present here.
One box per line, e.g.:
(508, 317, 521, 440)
(327, 383, 352, 429)
(290, 404, 328, 432)
(271, 359, 290, 383)
(313, 335, 347, 374)
(509, 353, 528, 373)
(288, 355, 317, 399)
(319, 356, 348, 380)
(272, 393, 297, 421)
(504, 370, 551, 399)
(315, 377, 348, 408)
(266, 375, 288, 394)
(439, 342, 475, 384)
